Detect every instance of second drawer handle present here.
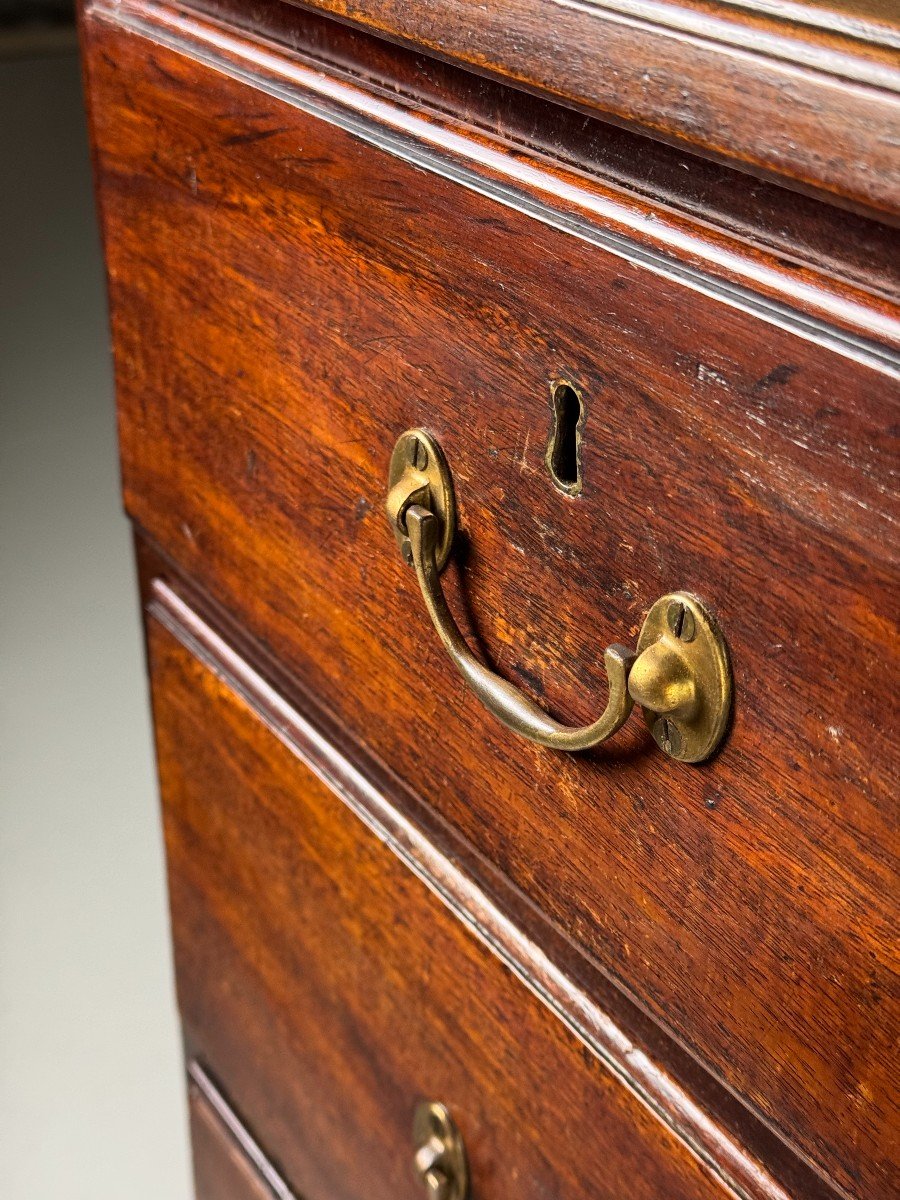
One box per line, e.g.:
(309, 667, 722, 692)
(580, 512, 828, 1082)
(387, 429, 731, 764)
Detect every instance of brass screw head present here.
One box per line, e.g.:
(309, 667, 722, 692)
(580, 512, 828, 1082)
(409, 436, 429, 471)
(652, 716, 684, 759)
(667, 600, 696, 643)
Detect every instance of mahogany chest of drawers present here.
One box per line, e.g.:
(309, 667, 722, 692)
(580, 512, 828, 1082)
(80, 1, 899, 1196)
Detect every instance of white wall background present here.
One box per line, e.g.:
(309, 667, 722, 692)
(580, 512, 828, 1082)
(0, 47, 193, 1199)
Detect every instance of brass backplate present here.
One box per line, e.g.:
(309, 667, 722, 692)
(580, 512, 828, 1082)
(387, 429, 456, 572)
(412, 1101, 469, 1200)
(635, 592, 732, 764)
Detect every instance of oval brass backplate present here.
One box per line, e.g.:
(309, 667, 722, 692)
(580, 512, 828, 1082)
(387, 429, 456, 571)
(635, 592, 732, 763)
(412, 1101, 468, 1200)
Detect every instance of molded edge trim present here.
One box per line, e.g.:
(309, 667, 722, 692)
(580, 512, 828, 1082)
(283, 0, 900, 215)
(188, 1060, 298, 1200)
(86, 0, 900, 376)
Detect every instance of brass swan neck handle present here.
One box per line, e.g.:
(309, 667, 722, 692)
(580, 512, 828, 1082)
(387, 429, 731, 764)
(406, 504, 638, 751)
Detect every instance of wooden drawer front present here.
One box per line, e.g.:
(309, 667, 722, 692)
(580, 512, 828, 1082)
(84, 12, 898, 1197)
(148, 598, 731, 1200)
(188, 1063, 296, 1200)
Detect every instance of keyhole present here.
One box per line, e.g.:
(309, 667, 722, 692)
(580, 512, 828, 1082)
(546, 380, 584, 496)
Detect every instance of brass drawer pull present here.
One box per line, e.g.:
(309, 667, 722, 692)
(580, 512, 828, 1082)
(412, 1102, 468, 1200)
(387, 429, 731, 763)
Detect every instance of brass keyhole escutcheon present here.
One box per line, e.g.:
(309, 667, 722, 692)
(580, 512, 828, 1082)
(412, 1101, 468, 1200)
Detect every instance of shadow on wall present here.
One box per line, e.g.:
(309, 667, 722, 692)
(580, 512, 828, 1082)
(0, 0, 76, 55)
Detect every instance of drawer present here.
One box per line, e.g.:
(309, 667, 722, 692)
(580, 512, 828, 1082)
(188, 1063, 296, 1200)
(84, 9, 898, 1197)
(149, 589, 732, 1200)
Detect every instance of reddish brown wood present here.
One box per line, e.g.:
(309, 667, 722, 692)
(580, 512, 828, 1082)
(81, 12, 900, 1195)
(79, 4, 900, 1198)
(188, 1063, 296, 1199)
(269, 0, 900, 216)
(90, 0, 900, 353)
(151, 610, 738, 1200)
(148, 570, 823, 1200)
(178, 0, 900, 306)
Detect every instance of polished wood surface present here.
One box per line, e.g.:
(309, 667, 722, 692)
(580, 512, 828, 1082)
(150, 602, 737, 1200)
(79, 0, 899, 1196)
(144, 565, 826, 1200)
(188, 1064, 296, 1200)
(81, 8, 899, 1194)
(264, 0, 900, 214)
(88, 0, 900, 350)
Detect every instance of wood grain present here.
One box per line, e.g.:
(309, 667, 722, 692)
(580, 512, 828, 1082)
(149, 571, 818, 1200)
(151, 610, 737, 1200)
(188, 1063, 297, 1200)
(95, 0, 900, 356)
(82, 15, 900, 1197)
(273, 0, 900, 216)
